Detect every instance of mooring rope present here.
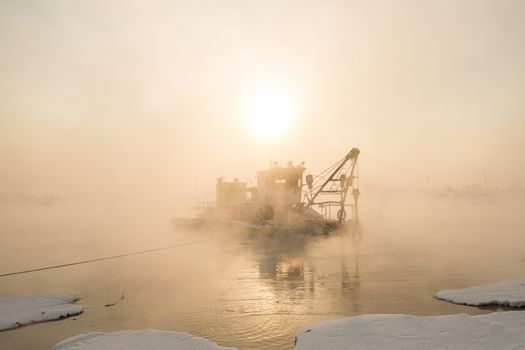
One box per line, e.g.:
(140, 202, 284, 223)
(0, 239, 209, 279)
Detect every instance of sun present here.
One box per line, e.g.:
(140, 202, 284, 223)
(242, 86, 296, 140)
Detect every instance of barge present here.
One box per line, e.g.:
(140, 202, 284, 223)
(173, 148, 360, 234)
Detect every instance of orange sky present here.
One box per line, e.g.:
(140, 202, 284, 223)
(1, 0, 524, 197)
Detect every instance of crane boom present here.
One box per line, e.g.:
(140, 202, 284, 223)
(304, 148, 360, 223)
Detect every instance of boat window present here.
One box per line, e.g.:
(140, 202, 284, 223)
(287, 177, 300, 188)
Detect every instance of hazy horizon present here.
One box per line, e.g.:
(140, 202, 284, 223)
(1, 0, 524, 198)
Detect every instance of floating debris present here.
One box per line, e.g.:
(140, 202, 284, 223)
(104, 289, 127, 307)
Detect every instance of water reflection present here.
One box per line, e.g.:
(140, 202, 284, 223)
(340, 249, 361, 314)
(238, 226, 364, 318)
(245, 232, 312, 280)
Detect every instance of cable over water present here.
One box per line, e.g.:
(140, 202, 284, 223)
(0, 239, 209, 279)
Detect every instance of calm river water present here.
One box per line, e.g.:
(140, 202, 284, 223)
(1, 194, 524, 349)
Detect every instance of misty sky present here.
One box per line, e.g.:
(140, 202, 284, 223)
(1, 0, 524, 197)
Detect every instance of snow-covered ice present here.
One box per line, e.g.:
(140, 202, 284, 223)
(435, 279, 525, 307)
(0, 294, 82, 331)
(295, 311, 525, 350)
(51, 330, 237, 350)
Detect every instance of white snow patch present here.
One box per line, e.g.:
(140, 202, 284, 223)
(295, 311, 525, 350)
(0, 294, 82, 331)
(435, 279, 525, 307)
(51, 330, 237, 350)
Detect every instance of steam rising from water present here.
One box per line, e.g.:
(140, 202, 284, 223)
(1, 193, 524, 349)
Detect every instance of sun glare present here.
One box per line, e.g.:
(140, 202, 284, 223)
(242, 87, 296, 140)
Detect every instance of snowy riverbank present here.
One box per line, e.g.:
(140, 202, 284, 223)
(0, 294, 82, 331)
(50, 330, 237, 350)
(435, 279, 525, 307)
(295, 311, 525, 350)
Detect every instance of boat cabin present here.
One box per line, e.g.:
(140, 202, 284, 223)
(215, 162, 305, 221)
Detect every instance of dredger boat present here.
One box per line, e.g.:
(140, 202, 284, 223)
(173, 148, 360, 234)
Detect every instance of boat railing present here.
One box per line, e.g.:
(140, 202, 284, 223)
(318, 202, 355, 221)
(195, 201, 216, 209)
